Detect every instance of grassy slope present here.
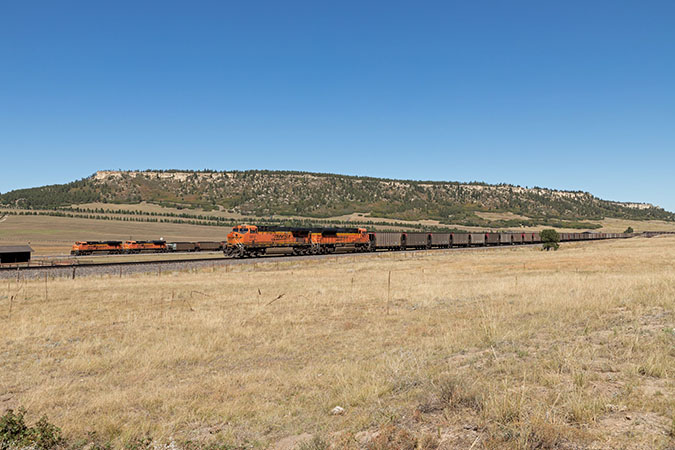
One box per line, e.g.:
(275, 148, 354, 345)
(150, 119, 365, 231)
(2, 211, 675, 257)
(1, 237, 673, 448)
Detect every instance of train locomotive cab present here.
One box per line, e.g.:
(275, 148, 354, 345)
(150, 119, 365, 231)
(226, 225, 265, 257)
(228, 225, 253, 242)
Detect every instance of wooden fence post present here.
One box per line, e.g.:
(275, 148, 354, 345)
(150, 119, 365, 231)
(387, 270, 391, 315)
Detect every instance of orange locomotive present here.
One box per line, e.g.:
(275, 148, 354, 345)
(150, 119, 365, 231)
(122, 240, 167, 254)
(225, 224, 370, 258)
(71, 241, 124, 255)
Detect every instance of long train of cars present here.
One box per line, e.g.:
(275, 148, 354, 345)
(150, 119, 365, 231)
(223, 224, 634, 258)
(70, 226, 634, 257)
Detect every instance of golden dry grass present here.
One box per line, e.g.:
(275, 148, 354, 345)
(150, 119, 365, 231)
(3, 209, 675, 257)
(474, 211, 531, 221)
(1, 237, 674, 449)
(597, 217, 675, 233)
(72, 202, 249, 219)
(0, 214, 229, 256)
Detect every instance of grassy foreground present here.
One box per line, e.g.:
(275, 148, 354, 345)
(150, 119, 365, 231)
(1, 237, 674, 449)
(3, 211, 675, 257)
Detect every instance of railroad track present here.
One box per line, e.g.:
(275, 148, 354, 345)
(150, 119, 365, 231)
(1, 255, 227, 271)
(5, 231, 664, 280)
(0, 244, 545, 280)
(0, 253, 253, 279)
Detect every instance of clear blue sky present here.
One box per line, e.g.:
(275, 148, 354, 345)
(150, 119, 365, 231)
(1, 1, 674, 211)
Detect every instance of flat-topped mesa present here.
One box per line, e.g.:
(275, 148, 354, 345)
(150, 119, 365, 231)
(84, 170, 664, 213)
(90, 171, 597, 201)
(2, 169, 670, 221)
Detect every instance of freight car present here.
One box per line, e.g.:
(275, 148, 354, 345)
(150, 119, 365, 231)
(431, 233, 451, 248)
(405, 232, 431, 249)
(499, 233, 513, 245)
(486, 233, 500, 245)
(196, 241, 223, 251)
(450, 233, 470, 247)
(469, 233, 486, 246)
(167, 242, 197, 252)
(370, 232, 405, 250)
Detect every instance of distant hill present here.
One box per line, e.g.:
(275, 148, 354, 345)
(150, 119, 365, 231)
(1, 170, 673, 227)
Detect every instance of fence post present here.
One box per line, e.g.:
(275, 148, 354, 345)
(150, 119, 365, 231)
(387, 270, 391, 315)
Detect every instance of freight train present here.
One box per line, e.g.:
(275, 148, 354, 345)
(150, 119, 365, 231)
(225, 225, 371, 257)
(70, 240, 224, 255)
(70, 227, 634, 257)
(223, 224, 633, 258)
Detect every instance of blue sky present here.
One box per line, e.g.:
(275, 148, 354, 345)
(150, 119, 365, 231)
(1, 1, 674, 211)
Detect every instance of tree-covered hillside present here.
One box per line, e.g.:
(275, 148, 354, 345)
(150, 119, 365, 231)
(1, 170, 672, 224)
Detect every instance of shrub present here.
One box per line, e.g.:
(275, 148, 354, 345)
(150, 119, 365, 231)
(0, 408, 62, 449)
(540, 229, 560, 251)
(624, 226, 634, 233)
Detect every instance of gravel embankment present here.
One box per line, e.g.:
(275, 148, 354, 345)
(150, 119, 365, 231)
(0, 251, 374, 280)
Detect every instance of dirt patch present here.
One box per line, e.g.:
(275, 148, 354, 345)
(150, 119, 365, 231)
(274, 433, 314, 450)
(593, 412, 673, 449)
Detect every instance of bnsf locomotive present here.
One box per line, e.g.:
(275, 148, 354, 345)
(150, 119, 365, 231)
(70, 240, 224, 255)
(225, 225, 371, 257)
(70, 241, 124, 255)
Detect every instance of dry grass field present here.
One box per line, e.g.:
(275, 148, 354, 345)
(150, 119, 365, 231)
(1, 236, 674, 449)
(596, 217, 675, 233)
(0, 214, 229, 256)
(70, 202, 248, 219)
(2, 211, 675, 257)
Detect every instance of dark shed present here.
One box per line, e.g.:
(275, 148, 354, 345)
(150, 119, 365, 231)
(0, 245, 34, 263)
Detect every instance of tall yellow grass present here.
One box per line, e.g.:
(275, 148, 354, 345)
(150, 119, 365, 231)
(1, 237, 673, 448)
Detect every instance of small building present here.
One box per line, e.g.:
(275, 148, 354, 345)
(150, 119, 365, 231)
(0, 245, 34, 264)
